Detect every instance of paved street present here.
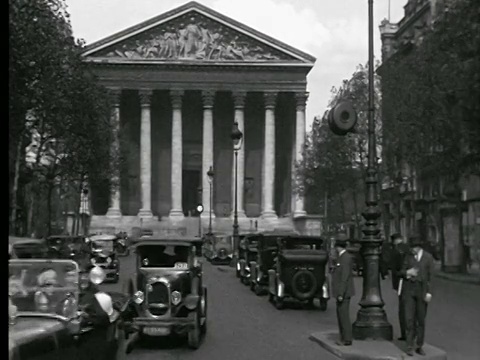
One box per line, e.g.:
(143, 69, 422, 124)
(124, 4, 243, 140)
(102, 255, 480, 360)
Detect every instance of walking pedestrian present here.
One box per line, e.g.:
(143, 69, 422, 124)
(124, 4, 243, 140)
(390, 233, 410, 341)
(401, 235, 435, 356)
(331, 233, 355, 346)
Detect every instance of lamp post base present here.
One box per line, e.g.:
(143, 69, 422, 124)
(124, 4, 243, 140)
(352, 307, 393, 341)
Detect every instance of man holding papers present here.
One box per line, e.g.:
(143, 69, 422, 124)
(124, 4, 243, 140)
(400, 235, 435, 357)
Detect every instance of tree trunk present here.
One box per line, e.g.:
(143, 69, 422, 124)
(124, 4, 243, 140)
(10, 139, 23, 235)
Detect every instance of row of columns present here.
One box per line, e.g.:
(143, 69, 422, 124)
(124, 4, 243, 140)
(105, 89, 308, 220)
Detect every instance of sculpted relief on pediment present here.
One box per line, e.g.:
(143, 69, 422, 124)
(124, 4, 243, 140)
(95, 12, 296, 61)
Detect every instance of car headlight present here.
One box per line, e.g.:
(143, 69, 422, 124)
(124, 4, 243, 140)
(133, 291, 144, 304)
(171, 291, 182, 305)
(90, 258, 96, 264)
(106, 257, 112, 264)
(89, 266, 106, 285)
(184, 294, 199, 310)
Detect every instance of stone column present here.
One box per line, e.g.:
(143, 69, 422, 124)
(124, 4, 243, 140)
(201, 90, 215, 218)
(232, 91, 247, 218)
(262, 92, 278, 219)
(169, 90, 184, 219)
(106, 88, 122, 218)
(293, 92, 309, 217)
(137, 90, 153, 218)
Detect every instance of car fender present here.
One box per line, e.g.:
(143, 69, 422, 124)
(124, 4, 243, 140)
(268, 269, 276, 294)
(250, 262, 257, 283)
(238, 259, 246, 277)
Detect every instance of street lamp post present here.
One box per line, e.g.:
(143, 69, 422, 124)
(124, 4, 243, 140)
(196, 186, 203, 238)
(351, 0, 393, 340)
(327, 0, 392, 341)
(231, 122, 243, 265)
(207, 166, 214, 235)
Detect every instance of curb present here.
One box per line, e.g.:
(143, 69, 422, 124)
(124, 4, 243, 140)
(435, 272, 480, 285)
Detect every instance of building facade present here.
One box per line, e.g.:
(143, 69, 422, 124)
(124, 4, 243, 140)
(379, 0, 480, 273)
(82, 1, 317, 235)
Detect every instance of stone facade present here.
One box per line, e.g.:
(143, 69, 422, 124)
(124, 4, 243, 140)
(81, 1, 315, 234)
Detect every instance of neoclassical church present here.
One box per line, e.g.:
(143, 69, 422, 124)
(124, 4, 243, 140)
(83, 1, 318, 235)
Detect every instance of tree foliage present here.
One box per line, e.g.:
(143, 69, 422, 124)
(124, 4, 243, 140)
(9, 0, 114, 236)
(296, 62, 382, 224)
(381, 0, 480, 183)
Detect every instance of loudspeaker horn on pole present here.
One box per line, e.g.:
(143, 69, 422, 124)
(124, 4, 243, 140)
(328, 101, 357, 136)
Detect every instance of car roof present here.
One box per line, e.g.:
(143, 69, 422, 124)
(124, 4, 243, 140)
(89, 234, 117, 241)
(135, 237, 202, 248)
(9, 236, 45, 245)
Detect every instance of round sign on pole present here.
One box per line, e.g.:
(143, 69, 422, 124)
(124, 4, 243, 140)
(328, 101, 357, 136)
(196, 204, 204, 214)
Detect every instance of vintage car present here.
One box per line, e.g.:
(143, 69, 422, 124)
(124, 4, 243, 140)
(249, 231, 297, 296)
(238, 234, 260, 284)
(88, 234, 120, 283)
(203, 232, 233, 265)
(46, 235, 89, 262)
(8, 258, 128, 360)
(124, 238, 207, 349)
(9, 236, 48, 259)
(267, 235, 330, 310)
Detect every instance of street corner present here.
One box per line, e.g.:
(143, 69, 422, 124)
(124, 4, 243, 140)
(309, 331, 447, 360)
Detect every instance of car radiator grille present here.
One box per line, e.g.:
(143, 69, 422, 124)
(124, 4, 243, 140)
(148, 282, 169, 316)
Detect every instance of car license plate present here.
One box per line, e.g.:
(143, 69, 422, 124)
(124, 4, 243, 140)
(143, 327, 170, 336)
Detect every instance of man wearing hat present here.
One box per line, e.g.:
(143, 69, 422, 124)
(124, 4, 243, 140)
(390, 233, 410, 341)
(401, 235, 435, 356)
(331, 233, 355, 346)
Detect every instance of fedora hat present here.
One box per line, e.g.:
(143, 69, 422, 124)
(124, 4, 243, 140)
(409, 234, 423, 247)
(334, 233, 349, 248)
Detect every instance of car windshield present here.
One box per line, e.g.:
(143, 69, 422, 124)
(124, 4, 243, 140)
(138, 245, 190, 268)
(92, 240, 114, 252)
(9, 259, 79, 319)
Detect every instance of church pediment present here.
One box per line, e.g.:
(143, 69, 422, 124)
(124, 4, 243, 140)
(82, 2, 315, 64)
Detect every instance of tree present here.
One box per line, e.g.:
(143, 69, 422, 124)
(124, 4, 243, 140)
(9, 0, 115, 236)
(296, 62, 382, 231)
(381, 0, 480, 185)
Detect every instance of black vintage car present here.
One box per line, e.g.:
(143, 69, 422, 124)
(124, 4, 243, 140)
(46, 235, 89, 262)
(9, 236, 48, 259)
(88, 234, 120, 283)
(249, 231, 297, 296)
(124, 238, 207, 349)
(267, 235, 330, 310)
(8, 259, 128, 360)
(238, 234, 260, 285)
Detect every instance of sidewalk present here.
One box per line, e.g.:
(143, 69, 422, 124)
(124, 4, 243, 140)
(434, 262, 480, 285)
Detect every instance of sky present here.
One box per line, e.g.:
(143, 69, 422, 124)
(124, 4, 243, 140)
(65, 0, 407, 128)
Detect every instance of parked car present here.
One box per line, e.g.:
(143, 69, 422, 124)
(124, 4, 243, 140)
(8, 258, 128, 360)
(249, 231, 297, 296)
(267, 235, 330, 311)
(203, 233, 233, 265)
(238, 234, 260, 285)
(9, 236, 48, 259)
(124, 238, 207, 349)
(88, 234, 120, 283)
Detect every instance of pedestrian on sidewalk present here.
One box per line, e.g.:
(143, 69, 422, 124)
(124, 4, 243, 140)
(390, 233, 410, 341)
(401, 235, 435, 357)
(331, 233, 355, 346)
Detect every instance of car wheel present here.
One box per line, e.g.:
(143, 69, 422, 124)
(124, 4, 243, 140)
(241, 277, 250, 286)
(268, 293, 274, 302)
(236, 269, 241, 278)
(254, 284, 264, 296)
(319, 298, 328, 311)
(188, 311, 201, 349)
(291, 270, 318, 300)
(274, 295, 285, 310)
(250, 281, 256, 291)
(201, 288, 207, 335)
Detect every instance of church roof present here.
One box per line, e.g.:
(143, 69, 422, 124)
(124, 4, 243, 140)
(81, 1, 316, 67)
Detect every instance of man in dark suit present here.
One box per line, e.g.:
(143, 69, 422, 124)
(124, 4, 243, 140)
(331, 234, 355, 346)
(401, 235, 435, 356)
(390, 233, 410, 341)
